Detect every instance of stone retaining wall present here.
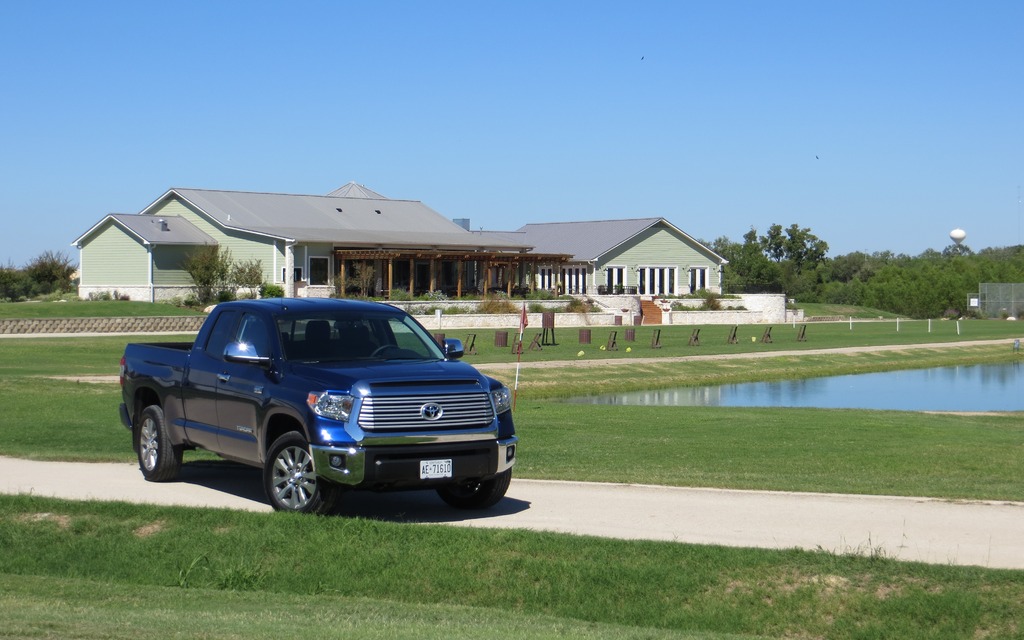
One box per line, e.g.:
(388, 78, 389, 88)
(0, 316, 207, 335)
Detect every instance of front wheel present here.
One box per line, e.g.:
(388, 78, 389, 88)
(436, 469, 512, 509)
(135, 405, 182, 482)
(263, 432, 340, 514)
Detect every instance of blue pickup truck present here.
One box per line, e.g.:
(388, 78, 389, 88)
(119, 298, 517, 514)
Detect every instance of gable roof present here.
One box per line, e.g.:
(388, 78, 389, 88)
(509, 218, 727, 264)
(72, 213, 216, 248)
(141, 187, 531, 251)
(326, 181, 388, 199)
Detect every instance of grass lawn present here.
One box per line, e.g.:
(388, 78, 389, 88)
(1, 320, 1022, 638)
(1, 495, 1022, 640)
(0, 300, 204, 319)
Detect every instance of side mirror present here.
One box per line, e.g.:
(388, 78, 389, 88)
(224, 341, 271, 366)
(443, 338, 464, 360)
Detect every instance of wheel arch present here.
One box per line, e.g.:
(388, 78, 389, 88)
(263, 412, 307, 460)
(132, 386, 161, 424)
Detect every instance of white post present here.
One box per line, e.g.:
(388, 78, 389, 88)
(957, 320, 961, 335)
(896, 317, 900, 332)
(284, 242, 296, 298)
(928, 318, 932, 333)
(849, 316, 853, 331)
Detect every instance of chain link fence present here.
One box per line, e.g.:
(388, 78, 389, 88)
(976, 283, 1024, 318)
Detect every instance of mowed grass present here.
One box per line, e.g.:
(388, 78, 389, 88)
(0, 300, 203, 319)
(2, 322, 1024, 638)
(2, 495, 1023, 640)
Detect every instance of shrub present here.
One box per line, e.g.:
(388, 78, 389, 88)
(260, 283, 284, 299)
(478, 294, 516, 314)
(232, 259, 264, 299)
(183, 246, 233, 305)
(24, 250, 77, 295)
(389, 289, 413, 302)
(698, 291, 723, 311)
(0, 262, 32, 301)
(565, 297, 595, 313)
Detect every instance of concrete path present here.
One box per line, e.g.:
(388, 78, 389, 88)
(2, 456, 1021, 570)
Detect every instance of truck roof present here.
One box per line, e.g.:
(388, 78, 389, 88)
(213, 298, 403, 315)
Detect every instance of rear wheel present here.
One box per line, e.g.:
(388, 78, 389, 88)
(263, 432, 340, 514)
(135, 405, 182, 482)
(436, 469, 512, 509)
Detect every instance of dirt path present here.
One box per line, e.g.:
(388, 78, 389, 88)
(2, 456, 1022, 570)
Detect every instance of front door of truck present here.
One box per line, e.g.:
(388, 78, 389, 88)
(181, 309, 239, 451)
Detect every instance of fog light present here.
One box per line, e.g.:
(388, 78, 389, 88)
(506, 445, 516, 462)
(329, 454, 345, 469)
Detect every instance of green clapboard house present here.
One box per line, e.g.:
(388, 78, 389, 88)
(72, 183, 726, 303)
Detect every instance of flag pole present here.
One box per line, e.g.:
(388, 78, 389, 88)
(513, 302, 527, 410)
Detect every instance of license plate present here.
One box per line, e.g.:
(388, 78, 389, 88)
(420, 458, 452, 480)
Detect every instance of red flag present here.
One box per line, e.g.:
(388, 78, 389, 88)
(519, 302, 528, 333)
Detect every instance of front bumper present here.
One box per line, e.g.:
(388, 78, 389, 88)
(311, 436, 517, 488)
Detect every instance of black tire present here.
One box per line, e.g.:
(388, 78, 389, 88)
(263, 432, 340, 514)
(135, 405, 182, 482)
(436, 469, 512, 509)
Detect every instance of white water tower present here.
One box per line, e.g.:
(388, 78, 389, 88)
(950, 228, 967, 245)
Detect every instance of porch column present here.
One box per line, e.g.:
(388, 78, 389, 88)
(284, 242, 296, 298)
(456, 260, 463, 298)
(337, 252, 346, 298)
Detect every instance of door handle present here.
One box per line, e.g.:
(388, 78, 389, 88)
(217, 373, 231, 383)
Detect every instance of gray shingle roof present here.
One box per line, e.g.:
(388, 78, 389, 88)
(511, 218, 661, 261)
(154, 188, 531, 251)
(325, 182, 388, 199)
(509, 218, 726, 263)
(72, 213, 217, 248)
(109, 213, 217, 245)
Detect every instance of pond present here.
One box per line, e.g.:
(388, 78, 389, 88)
(568, 362, 1024, 412)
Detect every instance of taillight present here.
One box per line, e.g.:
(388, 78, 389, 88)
(119, 356, 126, 387)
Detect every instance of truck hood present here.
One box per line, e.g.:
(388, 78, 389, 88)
(286, 359, 492, 391)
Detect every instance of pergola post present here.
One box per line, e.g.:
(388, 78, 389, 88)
(337, 253, 346, 297)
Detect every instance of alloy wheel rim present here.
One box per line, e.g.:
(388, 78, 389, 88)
(271, 446, 317, 510)
(140, 418, 158, 471)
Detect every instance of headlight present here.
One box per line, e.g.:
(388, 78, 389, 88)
(307, 392, 355, 422)
(491, 386, 512, 414)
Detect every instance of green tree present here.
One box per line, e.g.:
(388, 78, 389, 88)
(23, 250, 77, 295)
(231, 259, 264, 299)
(183, 246, 233, 305)
(0, 262, 32, 301)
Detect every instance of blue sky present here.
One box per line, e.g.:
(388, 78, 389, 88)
(2, 1, 1022, 267)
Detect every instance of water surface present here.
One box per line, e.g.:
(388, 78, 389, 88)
(569, 363, 1023, 412)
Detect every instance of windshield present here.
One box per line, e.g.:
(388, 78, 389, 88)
(276, 310, 445, 363)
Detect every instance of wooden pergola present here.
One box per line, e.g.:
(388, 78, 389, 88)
(332, 248, 572, 298)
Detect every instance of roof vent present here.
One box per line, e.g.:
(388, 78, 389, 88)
(336, 208, 343, 213)
(375, 209, 382, 215)
(158, 219, 169, 232)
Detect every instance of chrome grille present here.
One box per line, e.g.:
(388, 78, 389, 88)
(359, 393, 495, 431)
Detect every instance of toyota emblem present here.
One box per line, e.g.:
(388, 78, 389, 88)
(420, 403, 444, 421)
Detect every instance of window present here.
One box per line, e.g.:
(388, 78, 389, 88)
(309, 257, 329, 286)
(689, 267, 708, 292)
(236, 313, 272, 357)
(204, 310, 239, 359)
(282, 267, 303, 283)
